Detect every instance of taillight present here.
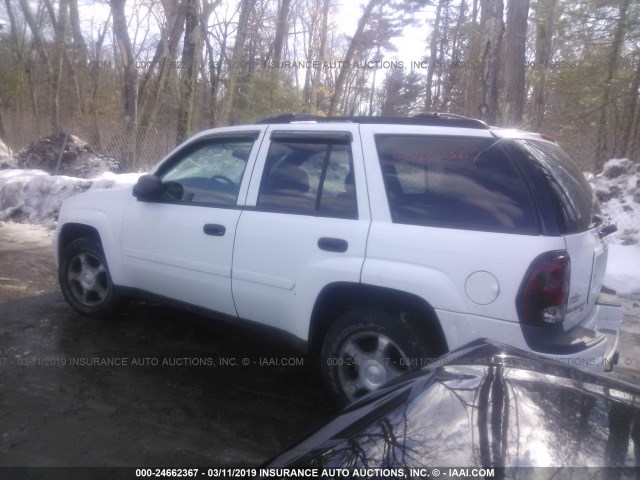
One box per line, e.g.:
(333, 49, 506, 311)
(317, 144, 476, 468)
(517, 251, 571, 325)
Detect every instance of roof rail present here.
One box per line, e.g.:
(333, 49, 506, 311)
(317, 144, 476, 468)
(256, 113, 489, 130)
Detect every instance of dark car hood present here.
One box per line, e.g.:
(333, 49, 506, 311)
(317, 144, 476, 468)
(266, 339, 640, 469)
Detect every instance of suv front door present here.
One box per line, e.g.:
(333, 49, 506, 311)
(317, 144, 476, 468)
(122, 129, 263, 316)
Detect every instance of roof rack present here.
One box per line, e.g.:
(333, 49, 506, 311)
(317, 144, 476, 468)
(257, 113, 489, 130)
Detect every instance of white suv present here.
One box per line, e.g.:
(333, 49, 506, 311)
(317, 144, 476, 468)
(53, 114, 623, 404)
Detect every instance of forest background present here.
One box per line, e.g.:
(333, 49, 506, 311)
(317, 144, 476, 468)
(0, 0, 638, 172)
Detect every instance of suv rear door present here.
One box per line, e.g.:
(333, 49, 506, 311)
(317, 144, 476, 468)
(231, 125, 370, 341)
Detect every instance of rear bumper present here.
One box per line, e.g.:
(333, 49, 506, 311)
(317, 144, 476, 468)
(517, 291, 622, 372)
(595, 291, 623, 372)
(437, 292, 623, 373)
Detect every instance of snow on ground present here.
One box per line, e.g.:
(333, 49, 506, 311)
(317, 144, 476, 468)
(0, 156, 638, 295)
(607, 244, 640, 296)
(588, 158, 640, 296)
(0, 169, 141, 228)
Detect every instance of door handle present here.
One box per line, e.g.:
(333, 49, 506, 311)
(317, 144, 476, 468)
(318, 237, 348, 253)
(203, 224, 226, 236)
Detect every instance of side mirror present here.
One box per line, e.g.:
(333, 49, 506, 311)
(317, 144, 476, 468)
(133, 174, 163, 201)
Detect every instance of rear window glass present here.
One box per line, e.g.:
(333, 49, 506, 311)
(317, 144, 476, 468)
(375, 135, 538, 234)
(515, 140, 595, 234)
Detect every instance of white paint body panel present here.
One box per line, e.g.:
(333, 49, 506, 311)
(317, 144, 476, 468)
(121, 202, 241, 315)
(232, 124, 370, 340)
(52, 121, 621, 373)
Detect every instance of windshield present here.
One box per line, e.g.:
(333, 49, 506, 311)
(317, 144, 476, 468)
(515, 140, 597, 234)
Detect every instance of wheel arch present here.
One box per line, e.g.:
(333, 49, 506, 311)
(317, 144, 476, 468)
(58, 223, 102, 257)
(57, 213, 127, 286)
(308, 282, 448, 357)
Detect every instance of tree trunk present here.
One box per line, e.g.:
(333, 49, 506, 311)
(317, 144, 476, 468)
(199, 0, 220, 127)
(68, 0, 88, 61)
(617, 59, 640, 159)
(18, 0, 54, 130)
(476, 0, 504, 124)
(220, 0, 255, 125)
(48, 0, 69, 133)
(137, 1, 187, 154)
(5, 0, 39, 133)
(464, 0, 480, 117)
(425, 0, 444, 112)
(303, 1, 318, 110)
(595, 0, 631, 171)
(69, 0, 88, 115)
(0, 97, 8, 145)
(89, 13, 111, 151)
(503, 0, 529, 126)
(328, 0, 383, 116)
(176, 0, 202, 145)
(441, 0, 467, 110)
(530, 0, 556, 131)
(310, 0, 330, 114)
(110, 0, 139, 169)
(272, 0, 293, 67)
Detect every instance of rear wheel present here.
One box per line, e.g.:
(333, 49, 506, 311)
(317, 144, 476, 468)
(59, 237, 119, 318)
(321, 309, 439, 405)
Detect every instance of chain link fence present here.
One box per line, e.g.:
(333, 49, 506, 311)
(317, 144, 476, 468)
(1, 111, 180, 173)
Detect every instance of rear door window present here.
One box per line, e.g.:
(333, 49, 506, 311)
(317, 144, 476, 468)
(257, 136, 357, 219)
(375, 135, 538, 234)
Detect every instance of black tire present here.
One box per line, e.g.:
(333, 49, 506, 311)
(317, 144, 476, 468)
(58, 237, 120, 318)
(321, 309, 440, 405)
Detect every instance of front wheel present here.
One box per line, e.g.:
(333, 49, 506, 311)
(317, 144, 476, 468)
(321, 309, 439, 405)
(58, 237, 120, 318)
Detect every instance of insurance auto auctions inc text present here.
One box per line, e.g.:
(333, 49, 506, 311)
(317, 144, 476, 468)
(258, 468, 495, 478)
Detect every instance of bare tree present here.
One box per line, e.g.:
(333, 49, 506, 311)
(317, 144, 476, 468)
(425, 0, 445, 111)
(618, 60, 640, 158)
(137, 0, 187, 153)
(328, 0, 384, 116)
(88, 12, 111, 150)
(176, 0, 202, 144)
(272, 0, 293, 67)
(595, 0, 631, 170)
(503, 0, 529, 126)
(46, 0, 70, 133)
(309, 0, 330, 113)
(18, 0, 56, 131)
(476, 0, 504, 124)
(530, 0, 557, 131)
(220, 0, 256, 125)
(111, 0, 139, 168)
(464, 0, 480, 117)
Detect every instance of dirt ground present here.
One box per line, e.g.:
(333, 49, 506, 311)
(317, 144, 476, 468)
(1, 221, 639, 468)
(0, 222, 58, 302)
(0, 222, 336, 467)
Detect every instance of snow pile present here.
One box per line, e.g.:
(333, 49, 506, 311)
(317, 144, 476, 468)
(588, 158, 640, 296)
(0, 138, 14, 169)
(0, 138, 10, 157)
(15, 133, 119, 179)
(589, 158, 640, 246)
(0, 169, 141, 228)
